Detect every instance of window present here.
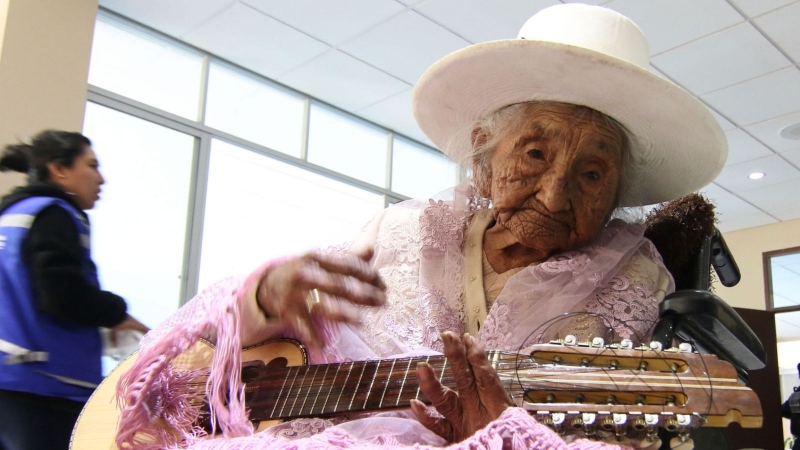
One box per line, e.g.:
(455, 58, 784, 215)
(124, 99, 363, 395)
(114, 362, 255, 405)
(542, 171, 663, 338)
(205, 62, 306, 157)
(765, 248, 800, 310)
(197, 139, 385, 290)
(88, 15, 203, 120)
(307, 105, 388, 187)
(83, 102, 195, 330)
(392, 137, 460, 199)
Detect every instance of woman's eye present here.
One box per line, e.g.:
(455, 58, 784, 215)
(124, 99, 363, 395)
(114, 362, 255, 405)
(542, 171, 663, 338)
(527, 149, 545, 160)
(584, 171, 601, 181)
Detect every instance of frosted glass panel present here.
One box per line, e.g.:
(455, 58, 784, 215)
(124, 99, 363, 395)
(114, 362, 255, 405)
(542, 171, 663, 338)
(392, 138, 460, 199)
(83, 102, 194, 331)
(198, 139, 385, 290)
(205, 63, 305, 157)
(307, 105, 387, 187)
(89, 15, 203, 119)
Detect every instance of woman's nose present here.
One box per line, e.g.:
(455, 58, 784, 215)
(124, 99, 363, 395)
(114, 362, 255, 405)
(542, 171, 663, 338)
(535, 172, 571, 212)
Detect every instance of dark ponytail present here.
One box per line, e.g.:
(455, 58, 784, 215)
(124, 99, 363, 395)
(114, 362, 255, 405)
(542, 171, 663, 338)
(0, 130, 91, 181)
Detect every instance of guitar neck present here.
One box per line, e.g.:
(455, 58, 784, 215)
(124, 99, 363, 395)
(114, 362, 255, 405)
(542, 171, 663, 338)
(244, 353, 479, 422)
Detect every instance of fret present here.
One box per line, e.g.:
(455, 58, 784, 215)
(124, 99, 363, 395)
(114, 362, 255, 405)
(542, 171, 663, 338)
(363, 360, 382, 410)
(348, 361, 369, 410)
(298, 364, 320, 416)
(415, 356, 431, 400)
(286, 365, 309, 417)
(333, 362, 355, 414)
(379, 359, 396, 409)
(309, 364, 329, 416)
(321, 363, 341, 415)
(396, 358, 413, 406)
(349, 360, 378, 411)
(275, 366, 297, 418)
(439, 357, 448, 383)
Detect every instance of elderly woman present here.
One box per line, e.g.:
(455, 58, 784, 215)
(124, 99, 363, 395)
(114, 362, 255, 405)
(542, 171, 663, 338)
(109, 4, 726, 450)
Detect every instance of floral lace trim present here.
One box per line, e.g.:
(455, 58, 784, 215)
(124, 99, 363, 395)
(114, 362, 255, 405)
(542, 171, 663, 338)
(420, 199, 465, 254)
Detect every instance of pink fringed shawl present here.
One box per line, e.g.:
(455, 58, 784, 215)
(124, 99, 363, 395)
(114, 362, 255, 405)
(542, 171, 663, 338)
(115, 181, 670, 449)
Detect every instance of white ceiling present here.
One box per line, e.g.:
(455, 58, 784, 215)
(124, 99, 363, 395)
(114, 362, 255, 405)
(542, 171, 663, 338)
(99, 0, 800, 234)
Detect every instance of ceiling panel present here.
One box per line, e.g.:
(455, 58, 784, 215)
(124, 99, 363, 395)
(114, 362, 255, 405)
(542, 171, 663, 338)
(651, 23, 791, 95)
(278, 50, 410, 111)
(182, 3, 329, 79)
(744, 111, 800, 153)
(709, 107, 738, 131)
(356, 89, 432, 145)
(724, 128, 775, 166)
(340, 10, 470, 84)
(605, 0, 742, 55)
(99, 0, 235, 37)
(412, 0, 559, 44)
(730, 0, 799, 19)
(702, 66, 800, 126)
(772, 204, 800, 221)
(737, 179, 800, 212)
(241, 0, 405, 46)
(754, 2, 800, 63)
(714, 154, 800, 192)
(782, 148, 800, 166)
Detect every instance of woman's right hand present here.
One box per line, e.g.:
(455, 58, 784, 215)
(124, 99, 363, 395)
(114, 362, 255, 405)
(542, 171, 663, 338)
(256, 249, 386, 348)
(112, 314, 150, 334)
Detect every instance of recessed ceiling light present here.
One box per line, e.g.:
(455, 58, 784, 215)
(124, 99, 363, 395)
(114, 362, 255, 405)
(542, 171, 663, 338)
(779, 122, 800, 141)
(749, 172, 765, 180)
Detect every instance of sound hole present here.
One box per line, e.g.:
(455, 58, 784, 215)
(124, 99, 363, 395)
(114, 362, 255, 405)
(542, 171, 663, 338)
(241, 365, 261, 382)
(266, 357, 288, 368)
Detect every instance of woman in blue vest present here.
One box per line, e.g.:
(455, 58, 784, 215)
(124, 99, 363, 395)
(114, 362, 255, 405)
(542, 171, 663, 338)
(0, 130, 148, 450)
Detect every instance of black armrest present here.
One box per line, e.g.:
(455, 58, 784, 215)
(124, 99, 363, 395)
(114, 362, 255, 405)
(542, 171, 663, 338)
(653, 290, 765, 380)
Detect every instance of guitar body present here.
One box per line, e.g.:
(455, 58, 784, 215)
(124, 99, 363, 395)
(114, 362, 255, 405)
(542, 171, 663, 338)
(69, 339, 307, 450)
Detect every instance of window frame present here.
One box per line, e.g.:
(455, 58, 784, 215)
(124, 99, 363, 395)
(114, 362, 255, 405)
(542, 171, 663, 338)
(88, 9, 459, 304)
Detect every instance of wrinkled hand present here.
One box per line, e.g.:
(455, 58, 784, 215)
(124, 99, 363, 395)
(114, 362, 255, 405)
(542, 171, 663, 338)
(256, 249, 386, 348)
(411, 331, 513, 443)
(112, 315, 150, 334)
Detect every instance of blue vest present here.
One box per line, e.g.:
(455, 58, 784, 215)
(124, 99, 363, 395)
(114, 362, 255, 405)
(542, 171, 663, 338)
(0, 197, 102, 402)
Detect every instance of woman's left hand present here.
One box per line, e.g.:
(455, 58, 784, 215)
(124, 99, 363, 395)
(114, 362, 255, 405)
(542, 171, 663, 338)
(411, 331, 514, 443)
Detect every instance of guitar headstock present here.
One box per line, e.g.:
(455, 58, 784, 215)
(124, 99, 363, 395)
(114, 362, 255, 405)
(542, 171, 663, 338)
(502, 336, 762, 444)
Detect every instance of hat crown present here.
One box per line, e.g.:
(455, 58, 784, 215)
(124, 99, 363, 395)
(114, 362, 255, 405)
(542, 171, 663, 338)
(517, 4, 650, 69)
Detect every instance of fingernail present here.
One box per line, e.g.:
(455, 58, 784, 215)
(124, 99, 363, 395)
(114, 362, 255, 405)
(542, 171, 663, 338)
(417, 362, 429, 380)
(410, 399, 424, 414)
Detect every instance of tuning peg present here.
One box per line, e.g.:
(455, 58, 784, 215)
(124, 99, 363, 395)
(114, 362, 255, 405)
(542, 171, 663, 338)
(591, 337, 605, 347)
(619, 339, 633, 349)
(551, 413, 566, 435)
(678, 342, 693, 353)
(613, 413, 627, 439)
(649, 341, 663, 351)
(640, 438, 663, 449)
(563, 335, 577, 346)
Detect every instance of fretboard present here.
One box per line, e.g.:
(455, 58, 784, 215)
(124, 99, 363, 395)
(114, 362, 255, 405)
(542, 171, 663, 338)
(244, 352, 505, 421)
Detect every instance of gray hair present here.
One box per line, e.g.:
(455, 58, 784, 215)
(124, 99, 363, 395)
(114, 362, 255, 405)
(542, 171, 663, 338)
(445, 101, 637, 213)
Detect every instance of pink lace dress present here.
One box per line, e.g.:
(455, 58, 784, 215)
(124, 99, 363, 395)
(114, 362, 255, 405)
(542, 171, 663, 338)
(117, 182, 673, 450)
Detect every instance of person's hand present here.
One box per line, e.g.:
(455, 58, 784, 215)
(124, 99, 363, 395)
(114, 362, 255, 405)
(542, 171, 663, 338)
(256, 248, 386, 348)
(411, 331, 513, 443)
(112, 314, 150, 334)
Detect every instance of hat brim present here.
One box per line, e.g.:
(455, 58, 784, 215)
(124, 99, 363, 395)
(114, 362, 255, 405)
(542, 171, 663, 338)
(412, 40, 727, 207)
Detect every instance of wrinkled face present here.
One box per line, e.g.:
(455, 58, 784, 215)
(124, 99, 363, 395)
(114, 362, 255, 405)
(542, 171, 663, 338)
(478, 103, 624, 256)
(49, 146, 105, 210)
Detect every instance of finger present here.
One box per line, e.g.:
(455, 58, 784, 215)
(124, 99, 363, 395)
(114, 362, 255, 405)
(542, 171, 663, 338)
(310, 253, 385, 290)
(417, 362, 462, 426)
(302, 269, 386, 308)
(410, 399, 454, 442)
(465, 335, 513, 408)
(442, 332, 479, 404)
(309, 296, 361, 324)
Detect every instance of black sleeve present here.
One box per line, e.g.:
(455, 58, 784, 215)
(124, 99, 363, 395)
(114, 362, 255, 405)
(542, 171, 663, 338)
(784, 398, 794, 419)
(22, 205, 128, 327)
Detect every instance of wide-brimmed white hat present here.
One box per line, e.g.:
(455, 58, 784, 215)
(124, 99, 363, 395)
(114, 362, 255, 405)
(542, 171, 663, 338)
(412, 3, 727, 207)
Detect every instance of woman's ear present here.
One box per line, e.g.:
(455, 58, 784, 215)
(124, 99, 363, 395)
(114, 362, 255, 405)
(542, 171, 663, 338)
(471, 127, 492, 198)
(46, 162, 67, 180)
